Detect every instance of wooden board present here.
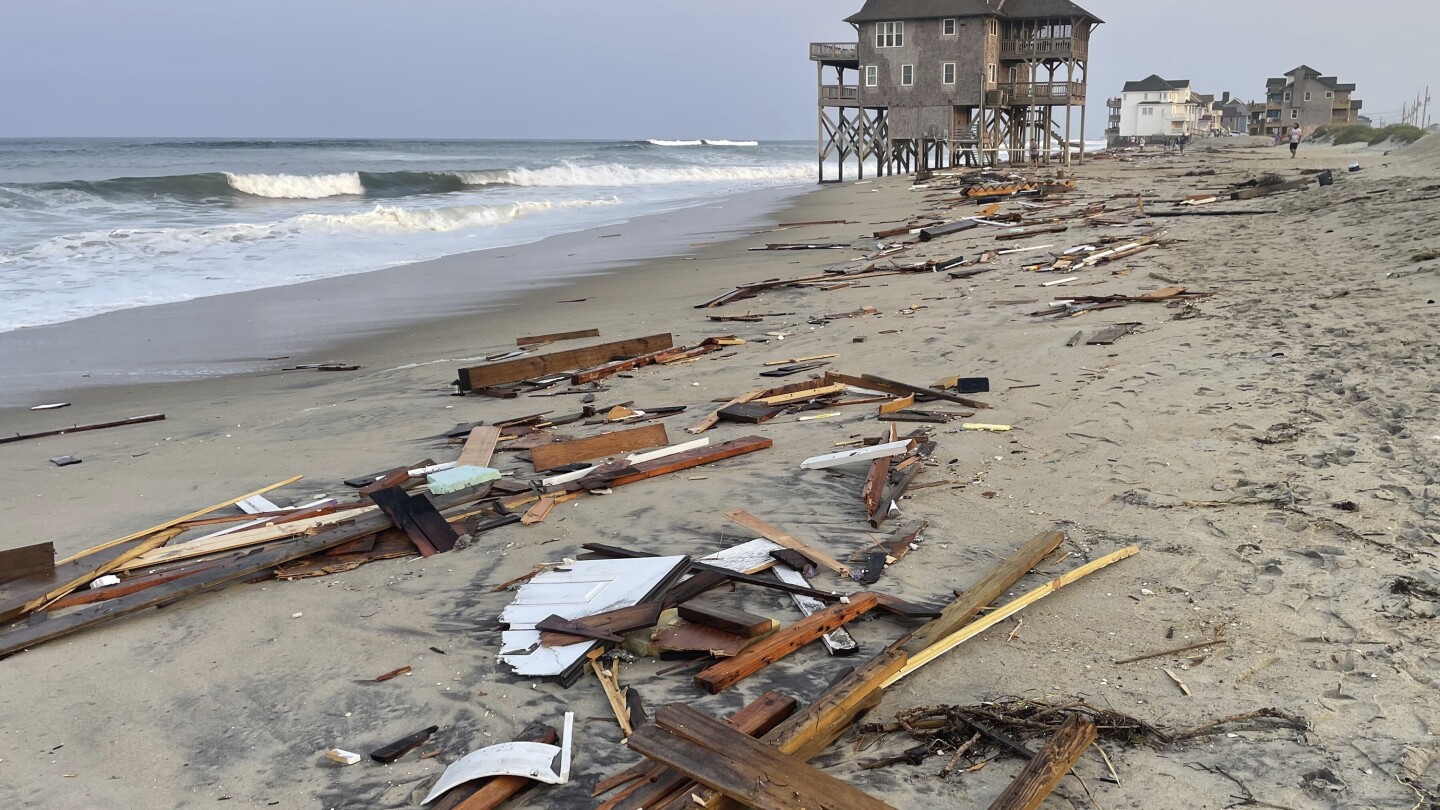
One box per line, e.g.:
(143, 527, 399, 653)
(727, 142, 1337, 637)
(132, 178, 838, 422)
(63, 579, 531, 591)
(516, 328, 600, 347)
(368, 488, 459, 557)
(457, 334, 673, 391)
(1086, 323, 1141, 345)
(773, 564, 858, 656)
(456, 426, 501, 469)
(987, 715, 1097, 810)
(529, 424, 669, 471)
(693, 592, 880, 693)
(0, 543, 53, 586)
(904, 530, 1064, 652)
(629, 705, 895, 810)
(716, 402, 782, 424)
(577, 436, 772, 490)
(678, 600, 773, 637)
(861, 373, 991, 410)
(723, 510, 852, 579)
(114, 507, 377, 572)
(653, 622, 752, 658)
(687, 388, 765, 435)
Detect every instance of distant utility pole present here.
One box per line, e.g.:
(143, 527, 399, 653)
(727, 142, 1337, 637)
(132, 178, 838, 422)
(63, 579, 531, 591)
(1425, 86, 1432, 128)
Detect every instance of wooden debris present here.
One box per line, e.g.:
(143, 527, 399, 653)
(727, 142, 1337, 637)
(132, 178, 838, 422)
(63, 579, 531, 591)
(801, 439, 913, 470)
(628, 704, 896, 810)
(429, 725, 559, 810)
(694, 593, 882, 693)
(678, 600, 774, 638)
(592, 658, 634, 737)
(325, 748, 362, 766)
(724, 510, 853, 579)
(375, 665, 413, 682)
(717, 402, 783, 424)
(529, 424, 668, 471)
(521, 497, 558, 525)
(456, 426, 502, 469)
(0, 543, 53, 586)
(370, 725, 439, 763)
(457, 334, 673, 391)
(369, 487, 457, 557)
(986, 715, 1097, 810)
(1086, 323, 1141, 345)
(576, 436, 772, 490)
(1, 413, 165, 445)
(517, 328, 600, 347)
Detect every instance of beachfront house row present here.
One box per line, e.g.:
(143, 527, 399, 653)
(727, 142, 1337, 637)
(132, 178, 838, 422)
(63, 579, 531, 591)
(811, 0, 1103, 180)
(1262, 65, 1362, 139)
(1214, 93, 1250, 134)
(1113, 75, 1207, 142)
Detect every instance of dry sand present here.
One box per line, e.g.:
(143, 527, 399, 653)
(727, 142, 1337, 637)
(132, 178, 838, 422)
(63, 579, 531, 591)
(1, 137, 1438, 809)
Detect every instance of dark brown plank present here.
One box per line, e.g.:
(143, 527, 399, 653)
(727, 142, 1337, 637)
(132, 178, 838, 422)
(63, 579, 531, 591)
(577, 436, 772, 490)
(678, 600, 773, 637)
(458, 334, 673, 391)
(367, 487, 457, 556)
(860, 374, 991, 410)
(717, 402, 782, 424)
(0, 413, 165, 445)
(653, 622, 750, 657)
(0, 539, 147, 625)
(630, 704, 895, 810)
(516, 328, 600, 347)
(529, 424, 669, 471)
(47, 560, 225, 609)
(987, 715, 1097, 810)
(571, 344, 718, 385)
(694, 592, 881, 694)
(0, 543, 54, 586)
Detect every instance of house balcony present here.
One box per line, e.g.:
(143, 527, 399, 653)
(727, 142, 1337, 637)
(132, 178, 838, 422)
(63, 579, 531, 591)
(810, 42, 859, 66)
(819, 84, 860, 108)
(999, 38, 1087, 60)
(987, 81, 1085, 106)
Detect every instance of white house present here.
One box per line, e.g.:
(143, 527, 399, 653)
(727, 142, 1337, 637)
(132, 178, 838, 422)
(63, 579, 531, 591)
(1116, 75, 1206, 140)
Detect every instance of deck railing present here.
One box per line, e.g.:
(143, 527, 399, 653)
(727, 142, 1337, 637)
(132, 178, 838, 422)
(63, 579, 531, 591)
(810, 42, 859, 61)
(819, 85, 860, 105)
(988, 82, 1085, 106)
(1000, 38, 1085, 59)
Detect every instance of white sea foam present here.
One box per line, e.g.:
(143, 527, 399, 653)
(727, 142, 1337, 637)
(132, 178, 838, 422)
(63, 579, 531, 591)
(703, 140, 760, 147)
(647, 139, 704, 146)
(455, 161, 810, 187)
(290, 198, 618, 233)
(225, 171, 365, 199)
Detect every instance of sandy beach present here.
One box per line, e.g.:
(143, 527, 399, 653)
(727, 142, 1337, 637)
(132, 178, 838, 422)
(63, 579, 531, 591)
(2, 136, 1439, 810)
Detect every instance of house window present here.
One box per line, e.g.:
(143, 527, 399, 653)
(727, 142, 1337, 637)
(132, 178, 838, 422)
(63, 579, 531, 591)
(1283, 91, 1291, 102)
(1304, 91, 1312, 101)
(864, 65, 878, 87)
(987, 63, 996, 83)
(1325, 91, 1334, 98)
(942, 63, 956, 85)
(901, 64, 914, 86)
(942, 18, 956, 35)
(876, 21, 904, 48)
(1143, 107, 1154, 116)
(1291, 109, 1299, 120)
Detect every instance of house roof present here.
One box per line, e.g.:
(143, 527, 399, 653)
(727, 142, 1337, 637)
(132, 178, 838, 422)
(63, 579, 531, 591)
(1123, 74, 1189, 93)
(844, 0, 1102, 24)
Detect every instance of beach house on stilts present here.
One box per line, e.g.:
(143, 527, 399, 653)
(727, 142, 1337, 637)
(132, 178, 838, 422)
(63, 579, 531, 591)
(811, 0, 1102, 181)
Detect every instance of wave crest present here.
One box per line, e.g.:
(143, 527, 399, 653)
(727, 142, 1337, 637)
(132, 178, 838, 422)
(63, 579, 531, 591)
(292, 198, 618, 233)
(225, 171, 364, 199)
(647, 139, 703, 147)
(458, 161, 809, 187)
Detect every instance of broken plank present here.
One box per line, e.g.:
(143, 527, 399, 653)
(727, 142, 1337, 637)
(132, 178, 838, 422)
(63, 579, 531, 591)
(576, 436, 772, 490)
(693, 593, 881, 693)
(0, 543, 53, 586)
(1086, 323, 1141, 345)
(877, 394, 915, 415)
(630, 705, 896, 810)
(457, 334, 673, 391)
(773, 565, 859, 655)
(801, 439, 912, 470)
(529, 423, 669, 471)
(716, 402, 783, 424)
(516, 328, 600, 347)
(368, 487, 457, 557)
(755, 383, 846, 406)
(987, 715, 1097, 810)
(723, 510, 853, 579)
(456, 426, 502, 469)
(860, 374, 991, 410)
(583, 543, 840, 603)
(520, 497, 558, 525)
(572, 344, 719, 385)
(0, 413, 166, 446)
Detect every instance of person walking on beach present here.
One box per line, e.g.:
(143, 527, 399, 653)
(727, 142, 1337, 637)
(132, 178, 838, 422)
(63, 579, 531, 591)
(1289, 124, 1302, 158)
(1178, 133, 1190, 154)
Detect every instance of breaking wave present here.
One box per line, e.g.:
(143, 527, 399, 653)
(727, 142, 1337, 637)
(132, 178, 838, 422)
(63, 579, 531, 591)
(224, 171, 364, 199)
(461, 161, 811, 187)
(703, 140, 759, 147)
(647, 139, 703, 146)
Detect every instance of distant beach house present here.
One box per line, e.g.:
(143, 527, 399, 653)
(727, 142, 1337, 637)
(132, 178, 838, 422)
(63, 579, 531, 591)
(811, 0, 1103, 180)
(1262, 66, 1362, 139)
(1112, 75, 1206, 142)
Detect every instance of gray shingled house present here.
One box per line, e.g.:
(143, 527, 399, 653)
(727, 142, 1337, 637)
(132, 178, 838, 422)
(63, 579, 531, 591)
(811, 0, 1102, 179)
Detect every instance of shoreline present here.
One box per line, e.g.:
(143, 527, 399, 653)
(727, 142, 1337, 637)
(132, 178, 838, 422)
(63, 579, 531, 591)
(0, 183, 815, 410)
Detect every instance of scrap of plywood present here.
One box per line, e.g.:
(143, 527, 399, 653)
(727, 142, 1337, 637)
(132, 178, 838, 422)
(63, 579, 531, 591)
(530, 424, 669, 471)
(697, 539, 785, 575)
(0, 543, 54, 586)
(457, 426, 502, 469)
(499, 556, 689, 680)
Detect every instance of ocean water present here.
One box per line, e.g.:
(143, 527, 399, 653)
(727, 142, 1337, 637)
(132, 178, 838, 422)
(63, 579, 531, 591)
(0, 138, 815, 333)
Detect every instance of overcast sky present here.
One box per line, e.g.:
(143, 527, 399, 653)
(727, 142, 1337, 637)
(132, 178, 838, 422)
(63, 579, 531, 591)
(2, 0, 1434, 139)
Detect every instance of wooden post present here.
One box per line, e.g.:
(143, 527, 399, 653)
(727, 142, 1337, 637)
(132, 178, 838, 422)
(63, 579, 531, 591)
(986, 714, 1097, 810)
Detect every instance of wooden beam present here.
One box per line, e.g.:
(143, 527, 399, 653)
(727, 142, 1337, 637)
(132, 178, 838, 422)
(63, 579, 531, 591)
(113, 507, 378, 572)
(884, 546, 1139, 688)
(629, 705, 896, 810)
(861, 374, 991, 410)
(755, 383, 847, 406)
(516, 328, 600, 347)
(986, 715, 1097, 810)
(678, 600, 773, 638)
(0, 543, 53, 586)
(577, 436, 772, 490)
(723, 510, 853, 579)
(571, 344, 717, 385)
(903, 530, 1065, 652)
(0, 413, 165, 445)
(457, 334, 673, 391)
(529, 424, 669, 471)
(693, 592, 880, 694)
